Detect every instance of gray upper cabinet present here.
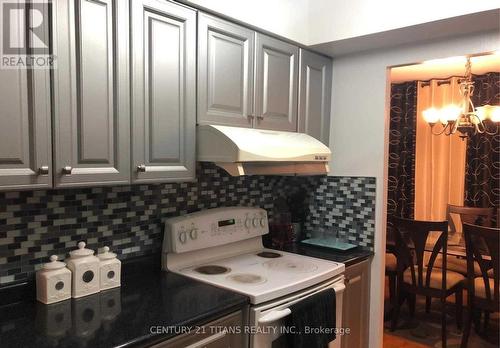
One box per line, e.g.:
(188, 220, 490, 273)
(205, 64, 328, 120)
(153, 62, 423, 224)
(131, 0, 196, 183)
(198, 14, 254, 128)
(255, 33, 299, 132)
(52, 0, 130, 187)
(0, 4, 52, 191)
(298, 49, 332, 144)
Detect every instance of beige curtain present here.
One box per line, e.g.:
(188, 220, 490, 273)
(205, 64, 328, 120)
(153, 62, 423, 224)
(414, 78, 467, 222)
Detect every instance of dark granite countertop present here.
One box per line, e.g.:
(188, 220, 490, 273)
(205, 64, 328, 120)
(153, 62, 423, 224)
(0, 255, 248, 348)
(280, 242, 373, 267)
(0, 243, 370, 348)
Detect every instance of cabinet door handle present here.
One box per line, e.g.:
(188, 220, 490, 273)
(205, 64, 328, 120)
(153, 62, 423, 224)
(38, 166, 49, 175)
(350, 275, 361, 283)
(184, 331, 226, 348)
(256, 115, 264, 120)
(137, 164, 147, 172)
(345, 275, 360, 285)
(62, 166, 72, 175)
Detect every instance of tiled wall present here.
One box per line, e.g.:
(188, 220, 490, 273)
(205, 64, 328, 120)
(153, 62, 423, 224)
(305, 177, 376, 247)
(0, 163, 375, 287)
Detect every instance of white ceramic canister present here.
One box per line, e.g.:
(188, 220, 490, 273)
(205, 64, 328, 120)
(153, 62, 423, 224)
(36, 255, 72, 304)
(66, 242, 100, 298)
(98, 246, 121, 290)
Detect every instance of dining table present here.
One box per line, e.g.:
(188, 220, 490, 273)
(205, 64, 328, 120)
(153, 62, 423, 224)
(387, 235, 489, 260)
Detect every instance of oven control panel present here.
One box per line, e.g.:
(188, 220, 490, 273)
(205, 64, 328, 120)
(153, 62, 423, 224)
(163, 207, 269, 253)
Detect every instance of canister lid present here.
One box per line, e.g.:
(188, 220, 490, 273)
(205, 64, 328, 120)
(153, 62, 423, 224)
(69, 241, 95, 258)
(98, 246, 117, 260)
(43, 255, 66, 270)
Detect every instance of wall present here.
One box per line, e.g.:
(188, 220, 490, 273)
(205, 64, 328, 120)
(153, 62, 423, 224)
(307, 0, 499, 45)
(0, 163, 376, 288)
(180, 0, 310, 44)
(328, 30, 500, 347)
(179, 0, 498, 48)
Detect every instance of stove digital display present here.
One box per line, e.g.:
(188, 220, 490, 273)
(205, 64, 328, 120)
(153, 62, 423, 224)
(218, 218, 235, 227)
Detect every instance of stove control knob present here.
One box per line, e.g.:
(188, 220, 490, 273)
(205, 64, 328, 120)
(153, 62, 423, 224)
(252, 218, 259, 227)
(178, 231, 187, 244)
(189, 228, 198, 240)
(244, 218, 252, 228)
(260, 218, 266, 227)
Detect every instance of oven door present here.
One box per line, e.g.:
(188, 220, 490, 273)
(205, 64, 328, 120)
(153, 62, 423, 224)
(249, 276, 345, 348)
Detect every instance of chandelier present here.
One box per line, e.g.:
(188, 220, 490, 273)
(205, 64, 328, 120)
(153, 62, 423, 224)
(422, 57, 500, 139)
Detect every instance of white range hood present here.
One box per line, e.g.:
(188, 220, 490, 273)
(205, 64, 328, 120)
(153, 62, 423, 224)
(197, 125, 331, 176)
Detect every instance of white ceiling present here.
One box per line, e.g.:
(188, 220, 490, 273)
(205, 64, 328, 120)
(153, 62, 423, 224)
(311, 10, 500, 57)
(307, 0, 500, 46)
(390, 52, 500, 83)
(180, 0, 499, 53)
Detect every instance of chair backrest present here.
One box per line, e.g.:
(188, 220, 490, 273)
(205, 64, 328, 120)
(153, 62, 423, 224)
(390, 216, 448, 291)
(386, 219, 397, 253)
(447, 205, 494, 233)
(463, 223, 500, 305)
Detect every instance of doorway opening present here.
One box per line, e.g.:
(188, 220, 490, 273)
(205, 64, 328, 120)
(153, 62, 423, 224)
(383, 52, 500, 348)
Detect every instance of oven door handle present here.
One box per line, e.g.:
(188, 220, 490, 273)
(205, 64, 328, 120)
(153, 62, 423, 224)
(258, 308, 292, 324)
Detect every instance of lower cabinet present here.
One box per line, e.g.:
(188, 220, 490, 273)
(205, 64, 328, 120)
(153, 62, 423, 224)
(151, 311, 245, 348)
(341, 259, 370, 348)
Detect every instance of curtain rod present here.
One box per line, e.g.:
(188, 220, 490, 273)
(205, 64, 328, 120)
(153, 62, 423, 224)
(420, 79, 455, 87)
(393, 71, 499, 87)
(420, 76, 460, 88)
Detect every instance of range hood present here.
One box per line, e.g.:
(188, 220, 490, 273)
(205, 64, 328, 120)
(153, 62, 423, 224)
(197, 125, 331, 176)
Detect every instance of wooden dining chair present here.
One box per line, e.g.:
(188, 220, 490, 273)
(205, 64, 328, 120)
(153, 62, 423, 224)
(435, 205, 495, 277)
(447, 205, 494, 232)
(386, 252, 397, 308)
(461, 223, 499, 348)
(384, 222, 399, 320)
(390, 216, 464, 348)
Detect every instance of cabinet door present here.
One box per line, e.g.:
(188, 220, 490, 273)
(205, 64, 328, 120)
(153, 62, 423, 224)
(0, 3, 52, 190)
(198, 14, 254, 128)
(152, 311, 245, 348)
(52, 0, 130, 187)
(131, 0, 196, 183)
(255, 33, 298, 132)
(298, 49, 332, 145)
(342, 260, 370, 348)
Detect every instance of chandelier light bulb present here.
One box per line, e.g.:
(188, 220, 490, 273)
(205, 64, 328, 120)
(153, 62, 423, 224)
(490, 106, 500, 123)
(475, 106, 487, 122)
(423, 107, 440, 124)
(439, 104, 461, 124)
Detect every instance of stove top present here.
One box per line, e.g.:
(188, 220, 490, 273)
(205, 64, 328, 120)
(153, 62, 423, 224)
(176, 248, 344, 304)
(194, 265, 231, 275)
(162, 207, 345, 304)
(256, 251, 282, 258)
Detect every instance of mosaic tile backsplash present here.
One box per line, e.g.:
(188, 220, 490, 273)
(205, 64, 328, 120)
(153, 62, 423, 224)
(0, 163, 375, 287)
(304, 177, 376, 247)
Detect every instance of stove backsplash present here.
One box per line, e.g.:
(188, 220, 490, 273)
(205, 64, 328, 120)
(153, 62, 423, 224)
(0, 163, 375, 287)
(304, 177, 376, 247)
